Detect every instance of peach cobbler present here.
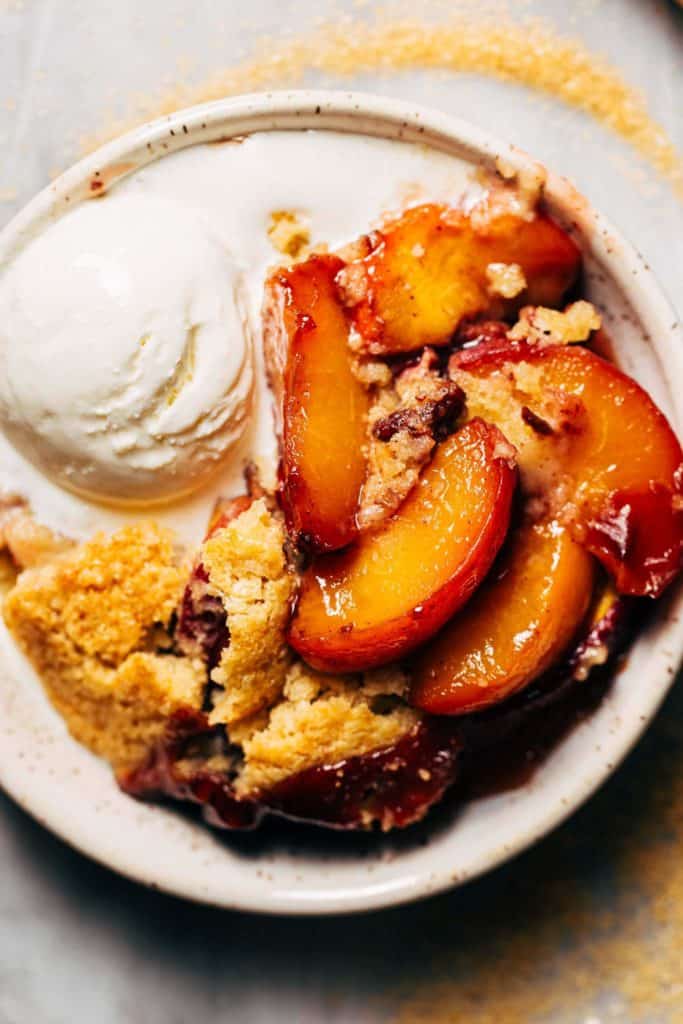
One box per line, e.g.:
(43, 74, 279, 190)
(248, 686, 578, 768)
(1, 148, 681, 833)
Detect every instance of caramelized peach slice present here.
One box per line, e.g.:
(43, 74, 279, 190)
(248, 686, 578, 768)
(451, 340, 683, 596)
(339, 205, 580, 355)
(411, 522, 595, 715)
(288, 419, 517, 673)
(263, 254, 369, 552)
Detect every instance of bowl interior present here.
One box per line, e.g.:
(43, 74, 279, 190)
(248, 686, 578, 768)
(0, 91, 681, 915)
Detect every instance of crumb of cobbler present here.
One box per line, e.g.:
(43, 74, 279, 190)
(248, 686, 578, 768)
(267, 210, 311, 259)
(449, 302, 600, 514)
(2, 511, 75, 569)
(450, 350, 590, 520)
(462, 160, 546, 229)
(488, 157, 548, 221)
(232, 661, 419, 795)
(335, 259, 370, 309)
(508, 300, 601, 345)
(3, 523, 202, 771)
(202, 498, 295, 726)
(450, 361, 571, 514)
(486, 261, 527, 299)
(572, 640, 610, 682)
(358, 350, 464, 530)
(350, 355, 393, 388)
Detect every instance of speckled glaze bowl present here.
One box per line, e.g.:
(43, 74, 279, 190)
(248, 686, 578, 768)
(0, 91, 681, 915)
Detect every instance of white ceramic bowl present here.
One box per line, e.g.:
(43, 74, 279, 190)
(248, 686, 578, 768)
(0, 91, 681, 915)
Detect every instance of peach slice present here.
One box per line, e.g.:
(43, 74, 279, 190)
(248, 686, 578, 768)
(338, 205, 581, 355)
(453, 579, 632, 794)
(263, 254, 370, 552)
(411, 522, 595, 715)
(288, 419, 517, 673)
(451, 340, 683, 597)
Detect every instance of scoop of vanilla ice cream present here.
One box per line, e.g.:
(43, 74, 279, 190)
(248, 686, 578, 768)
(0, 193, 254, 504)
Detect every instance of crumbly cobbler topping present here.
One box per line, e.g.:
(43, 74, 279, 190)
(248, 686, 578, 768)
(3, 523, 202, 772)
(450, 358, 575, 518)
(267, 209, 311, 260)
(508, 301, 601, 345)
(233, 662, 418, 794)
(9, 522, 182, 664)
(486, 261, 527, 299)
(358, 350, 464, 530)
(2, 499, 421, 799)
(202, 498, 295, 725)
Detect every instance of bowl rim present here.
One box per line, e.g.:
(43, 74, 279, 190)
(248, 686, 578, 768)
(0, 88, 681, 916)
